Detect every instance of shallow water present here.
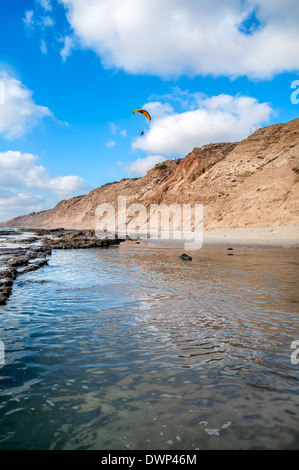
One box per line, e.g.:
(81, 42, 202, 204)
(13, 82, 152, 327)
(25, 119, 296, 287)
(0, 238, 299, 450)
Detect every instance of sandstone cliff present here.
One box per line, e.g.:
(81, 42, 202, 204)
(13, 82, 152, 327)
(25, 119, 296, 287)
(1, 118, 299, 231)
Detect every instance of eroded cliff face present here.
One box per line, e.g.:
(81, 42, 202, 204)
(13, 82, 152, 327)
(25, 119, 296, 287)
(1, 119, 299, 231)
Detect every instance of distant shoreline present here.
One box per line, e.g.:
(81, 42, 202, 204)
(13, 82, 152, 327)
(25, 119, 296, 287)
(1, 225, 298, 306)
(139, 225, 299, 249)
(1, 225, 299, 249)
(203, 225, 299, 249)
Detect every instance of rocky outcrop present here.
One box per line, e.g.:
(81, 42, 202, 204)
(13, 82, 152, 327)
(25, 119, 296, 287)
(0, 244, 52, 305)
(0, 229, 123, 305)
(0, 119, 298, 231)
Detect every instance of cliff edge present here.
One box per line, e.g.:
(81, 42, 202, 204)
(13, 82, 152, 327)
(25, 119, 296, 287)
(1, 118, 298, 231)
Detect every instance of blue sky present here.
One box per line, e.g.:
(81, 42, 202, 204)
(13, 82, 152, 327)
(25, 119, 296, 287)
(0, 0, 298, 221)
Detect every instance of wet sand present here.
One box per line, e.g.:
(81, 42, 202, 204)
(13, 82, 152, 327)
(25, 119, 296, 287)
(138, 225, 299, 250)
(202, 225, 299, 248)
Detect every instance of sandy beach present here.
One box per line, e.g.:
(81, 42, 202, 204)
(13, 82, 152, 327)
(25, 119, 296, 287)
(139, 225, 299, 249)
(202, 225, 299, 248)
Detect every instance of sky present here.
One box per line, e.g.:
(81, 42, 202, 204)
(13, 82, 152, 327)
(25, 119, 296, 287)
(0, 0, 298, 221)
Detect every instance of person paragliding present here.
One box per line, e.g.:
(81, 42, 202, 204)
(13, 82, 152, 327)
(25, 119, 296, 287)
(133, 109, 151, 121)
(133, 109, 151, 138)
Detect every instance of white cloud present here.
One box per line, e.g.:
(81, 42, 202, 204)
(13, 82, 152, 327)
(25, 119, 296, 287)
(42, 175, 86, 195)
(60, 0, 299, 79)
(109, 123, 127, 139)
(42, 16, 55, 28)
(60, 35, 75, 62)
(36, 0, 52, 12)
(109, 122, 117, 135)
(0, 150, 87, 221)
(40, 38, 48, 54)
(0, 190, 44, 220)
(125, 155, 165, 176)
(132, 93, 272, 156)
(23, 10, 34, 29)
(105, 140, 116, 148)
(23, 8, 54, 31)
(142, 101, 174, 120)
(0, 151, 85, 197)
(0, 72, 52, 139)
(0, 151, 87, 221)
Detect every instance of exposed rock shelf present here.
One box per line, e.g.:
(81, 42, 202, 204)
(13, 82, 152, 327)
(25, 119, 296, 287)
(0, 229, 123, 306)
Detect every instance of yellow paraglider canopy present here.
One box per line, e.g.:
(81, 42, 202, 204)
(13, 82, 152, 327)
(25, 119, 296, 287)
(133, 109, 151, 121)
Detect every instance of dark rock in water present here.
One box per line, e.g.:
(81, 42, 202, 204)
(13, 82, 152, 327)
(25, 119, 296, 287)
(179, 253, 192, 261)
(227, 247, 234, 250)
(0, 267, 17, 305)
(41, 229, 122, 250)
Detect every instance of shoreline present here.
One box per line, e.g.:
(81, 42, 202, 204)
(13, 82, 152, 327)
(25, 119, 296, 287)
(1, 224, 298, 306)
(203, 225, 299, 248)
(139, 225, 299, 249)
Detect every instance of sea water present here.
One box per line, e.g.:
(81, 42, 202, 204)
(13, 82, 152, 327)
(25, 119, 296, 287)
(0, 235, 298, 450)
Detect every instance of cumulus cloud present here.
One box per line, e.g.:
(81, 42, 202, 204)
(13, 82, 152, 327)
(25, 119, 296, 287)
(0, 151, 85, 196)
(0, 190, 44, 220)
(60, 0, 299, 79)
(132, 93, 272, 156)
(0, 151, 86, 221)
(0, 72, 52, 139)
(125, 155, 166, 176)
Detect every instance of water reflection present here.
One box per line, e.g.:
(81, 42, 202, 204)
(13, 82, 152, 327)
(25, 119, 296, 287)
(0, 243, 298, 449)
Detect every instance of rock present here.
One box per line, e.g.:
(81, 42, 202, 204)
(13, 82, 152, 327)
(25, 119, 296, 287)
(8, 255, 30, 267)
(18, 237, 38, 244)
(179, 253, 192, 261)
(0, 228, 123, 305)
(0, 267, 17, 305)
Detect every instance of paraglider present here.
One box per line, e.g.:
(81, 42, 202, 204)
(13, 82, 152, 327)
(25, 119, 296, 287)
(133, 109, 151, 121)
(133, 109, 151, 137)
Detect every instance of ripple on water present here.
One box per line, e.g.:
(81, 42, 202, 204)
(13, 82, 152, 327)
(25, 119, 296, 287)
(0, 245, 299, 449)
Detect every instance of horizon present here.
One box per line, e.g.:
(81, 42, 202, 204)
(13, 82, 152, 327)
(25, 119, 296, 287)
(0, 0, 299, 221)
